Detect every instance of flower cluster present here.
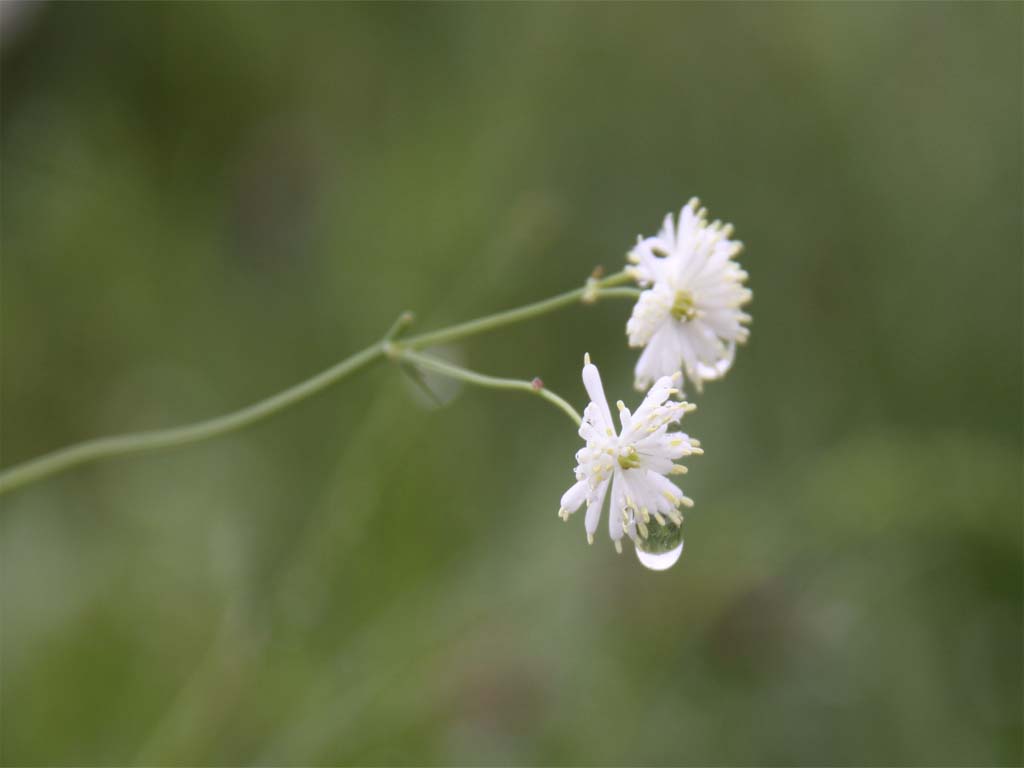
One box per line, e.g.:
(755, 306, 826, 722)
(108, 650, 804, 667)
(557, 198, 750, 567)
(626, 198, 751, 393)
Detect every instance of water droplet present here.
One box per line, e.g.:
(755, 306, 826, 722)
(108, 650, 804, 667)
(635, 540, 683, 571)
(694, 341, 736, 381)
(634, 519, 684, 571)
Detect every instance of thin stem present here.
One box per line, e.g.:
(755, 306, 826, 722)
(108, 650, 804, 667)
(595, 286, 643, 300)
(384, 310, 416, 341)
(0, 270, 637, 495)
(397, 349, 582, 426)
(402, 270, 634, 350)
(0, 343, 385, 495)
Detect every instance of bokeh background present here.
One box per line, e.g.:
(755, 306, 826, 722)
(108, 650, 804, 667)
(2, 2, 1021, 765)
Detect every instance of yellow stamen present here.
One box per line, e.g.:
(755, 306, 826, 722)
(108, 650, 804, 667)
(670, 290, 697, 322)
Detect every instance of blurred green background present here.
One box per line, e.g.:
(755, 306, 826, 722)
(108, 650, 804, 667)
(2, 2, 1021, 765)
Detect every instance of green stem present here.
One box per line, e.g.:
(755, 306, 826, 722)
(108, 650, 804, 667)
(593, 286, 642, 300)
(397, 349, 581, 426)
(0, 343, 385, 496)
(402, 270, 634, 350)
(0, 272, 634, 496)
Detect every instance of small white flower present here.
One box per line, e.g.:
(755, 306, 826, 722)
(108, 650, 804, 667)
(558, 354, 701, 553)
(626, 198, 752, 393)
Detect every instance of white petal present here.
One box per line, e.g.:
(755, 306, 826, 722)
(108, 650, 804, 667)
(582, 361, 615, 434)
(608, 471, 626, 541)
(617, 403, 632, 433)
(633, 324, 681, 391)
(584, 479, 610, 537)
(647, 471, 683, 505)
(559, 479, 588, 514)
(626, 285, 672, 348)
(658, 212, 676, 245)
(694, 340, 735, 381)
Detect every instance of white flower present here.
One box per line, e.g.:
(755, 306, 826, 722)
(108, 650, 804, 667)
(558, 354, 701, 553)
(626, 198, 752, 393)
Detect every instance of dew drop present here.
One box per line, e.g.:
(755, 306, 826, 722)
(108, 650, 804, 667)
(694, 341, 736, 381)
(635, 540, 683, 571)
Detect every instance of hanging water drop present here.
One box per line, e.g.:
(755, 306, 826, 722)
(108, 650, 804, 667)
(635, 541, 683, 570)
(634, 518, 684, 571)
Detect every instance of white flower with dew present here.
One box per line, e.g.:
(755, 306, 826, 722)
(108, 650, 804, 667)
(558, 354, 701, 561)
(626, 198, 751, 393)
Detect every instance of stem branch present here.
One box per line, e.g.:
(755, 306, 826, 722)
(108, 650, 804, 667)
(396, 349, 581, 426)
(0, 271, 634, 495)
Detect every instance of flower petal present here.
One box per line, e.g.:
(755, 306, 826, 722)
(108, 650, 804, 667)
(559, 479, 588, 515)
(584, 479, 610, 538)
(582, 359, 615, 434)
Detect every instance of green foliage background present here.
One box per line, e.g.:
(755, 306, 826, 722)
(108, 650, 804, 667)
(2, 3, 1021, 765)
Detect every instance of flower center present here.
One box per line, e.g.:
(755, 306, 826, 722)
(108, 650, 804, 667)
(617, 445, 642, 470)
(670, 290, 697, 321)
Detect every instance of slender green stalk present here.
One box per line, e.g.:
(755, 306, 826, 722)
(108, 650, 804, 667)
(402, 270, 635, 350)
(593, 286, 642, 301)
(0, 343, 385, 496)
(0, 271, 635, 496)
(383, 310, 416, 341)
(396, 349, 582, 426)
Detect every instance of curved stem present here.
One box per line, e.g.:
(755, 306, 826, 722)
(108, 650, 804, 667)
(0, 271, 634, 496)
(397, 349, 581, 426)
(0, 343, 385, 495)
